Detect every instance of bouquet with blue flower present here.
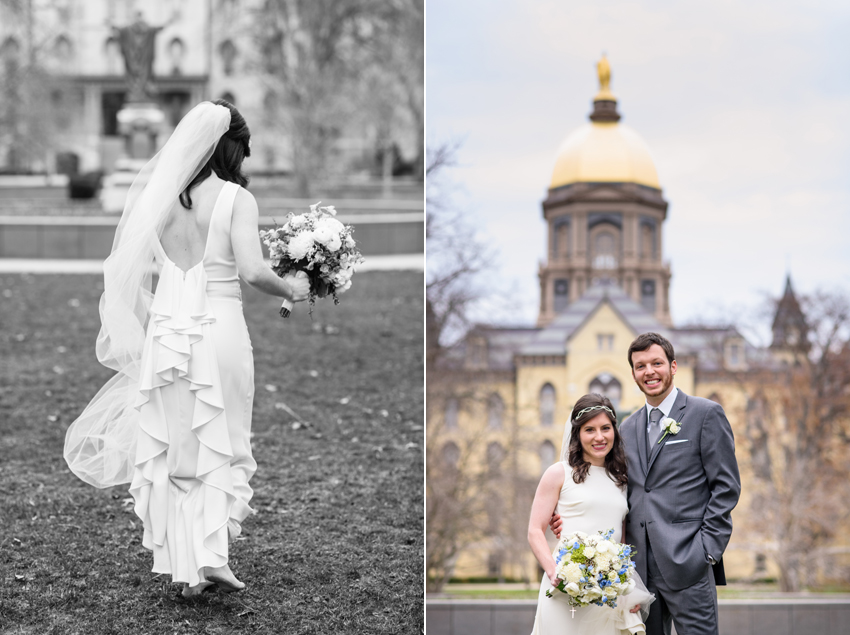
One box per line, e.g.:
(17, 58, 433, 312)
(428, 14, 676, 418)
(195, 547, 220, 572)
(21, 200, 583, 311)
(545, 528, 638, 610)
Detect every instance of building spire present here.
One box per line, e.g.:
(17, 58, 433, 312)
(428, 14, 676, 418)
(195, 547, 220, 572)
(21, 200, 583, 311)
(590, 54, 621, 122)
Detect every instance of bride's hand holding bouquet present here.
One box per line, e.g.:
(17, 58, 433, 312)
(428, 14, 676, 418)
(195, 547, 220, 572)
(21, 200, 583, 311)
(260, 202, 364, 318)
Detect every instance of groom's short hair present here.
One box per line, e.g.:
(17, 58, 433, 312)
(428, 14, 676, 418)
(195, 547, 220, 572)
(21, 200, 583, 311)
(628, 332, 675, 368)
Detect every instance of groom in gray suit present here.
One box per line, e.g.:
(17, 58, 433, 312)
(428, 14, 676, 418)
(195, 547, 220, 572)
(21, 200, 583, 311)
(551, 332, 740, 635)
(622, 332, 740, 635)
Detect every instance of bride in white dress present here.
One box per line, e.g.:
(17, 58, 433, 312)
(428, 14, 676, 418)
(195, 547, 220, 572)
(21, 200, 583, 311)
(528, 393, 653, 635)
(64, 101, 310, 596)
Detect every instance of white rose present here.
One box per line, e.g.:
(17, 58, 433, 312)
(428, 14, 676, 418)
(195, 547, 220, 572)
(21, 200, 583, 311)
(320, 216, 345, 234)
(607, 571, 619, 582)
(565, 582, 580, 596)
(564, 562, 583, 584)
(326, 234, 342, 252)
(312, 223, 335, 245)
(597, 540, 614, 554)
(287, 232, 315, 260)
(670, 422, 681, 434)
(584, 547, 596, 558)
(289, 214, 306, 230)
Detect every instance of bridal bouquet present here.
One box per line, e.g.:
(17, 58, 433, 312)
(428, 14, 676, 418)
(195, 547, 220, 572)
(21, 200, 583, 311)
(546, 528, 637, 609)
(260, 202, 364, 318)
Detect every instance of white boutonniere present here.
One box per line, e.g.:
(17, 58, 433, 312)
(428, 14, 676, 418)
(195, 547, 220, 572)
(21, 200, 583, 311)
(657, 417, 682, 444)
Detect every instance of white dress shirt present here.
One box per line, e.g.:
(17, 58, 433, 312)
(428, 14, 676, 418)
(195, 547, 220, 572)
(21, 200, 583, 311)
(644, 386, 679, 432)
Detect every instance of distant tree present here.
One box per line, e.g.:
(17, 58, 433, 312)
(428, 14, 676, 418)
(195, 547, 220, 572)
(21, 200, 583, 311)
(733, 290, 850, 591)
(252, 0, 422, 195)
(425, 142, 499, 591)
(0, 0, 65, 173)
(425, 141, 492, 355)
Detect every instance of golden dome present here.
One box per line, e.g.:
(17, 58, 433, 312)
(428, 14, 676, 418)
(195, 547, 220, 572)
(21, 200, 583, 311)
(550, 55, 661, 190)
(549, 122, 661, 190)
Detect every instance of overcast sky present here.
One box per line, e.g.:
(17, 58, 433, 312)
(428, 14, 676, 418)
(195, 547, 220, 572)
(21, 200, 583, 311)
(427, 0, 850, 344)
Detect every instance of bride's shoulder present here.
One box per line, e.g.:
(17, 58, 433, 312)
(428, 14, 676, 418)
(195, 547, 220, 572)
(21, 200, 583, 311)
(540, 461, 568, 489)
(232, 186, 258, 217)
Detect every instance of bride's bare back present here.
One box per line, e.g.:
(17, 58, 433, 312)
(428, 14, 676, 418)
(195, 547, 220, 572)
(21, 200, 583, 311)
(160, 175, 226, 271)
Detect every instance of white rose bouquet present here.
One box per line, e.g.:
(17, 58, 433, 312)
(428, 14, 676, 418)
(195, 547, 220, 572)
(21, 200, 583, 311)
(546, 528, 638, 610)
(260, 202, 364, 318)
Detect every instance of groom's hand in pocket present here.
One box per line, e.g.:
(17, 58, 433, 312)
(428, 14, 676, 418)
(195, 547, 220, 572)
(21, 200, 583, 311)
(548, 511, 562, 539)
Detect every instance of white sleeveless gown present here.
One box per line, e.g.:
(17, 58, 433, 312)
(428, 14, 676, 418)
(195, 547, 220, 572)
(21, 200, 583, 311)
(531, 462, 650, 635)
(129, 181, 256, 587)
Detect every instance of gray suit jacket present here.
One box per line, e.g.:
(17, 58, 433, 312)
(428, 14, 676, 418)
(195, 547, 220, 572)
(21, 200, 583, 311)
(621, 390, 741, 591)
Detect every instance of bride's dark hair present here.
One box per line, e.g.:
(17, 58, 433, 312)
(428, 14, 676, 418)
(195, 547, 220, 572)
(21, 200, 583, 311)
(568, 393, 628, 486)
(179, 99, 251, 209)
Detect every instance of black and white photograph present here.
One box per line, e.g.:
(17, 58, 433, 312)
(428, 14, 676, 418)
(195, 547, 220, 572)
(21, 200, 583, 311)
(0, 1, 423, 633)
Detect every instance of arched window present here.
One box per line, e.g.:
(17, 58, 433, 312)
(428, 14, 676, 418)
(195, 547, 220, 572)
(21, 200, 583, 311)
(588, 373, 622, 409)
(53, 35, 73, 70)
(441, 442, 460, 469)
(539, 384, 556, 428)
(168, 37, 185, 75)
(486, 442, 505, 475)
(444, 397, 459, 430)
(219, 39, 237, 76)
(104, 37, 121, 74)
(487, 394, 504, 430)
(640, 223, 656, 260)
(1, 36, 21, 63)
(593, 231, 617, 270)
(553, 278, 569, 313)
(553, 219, 570, 259)
(539, 440, 556, 475)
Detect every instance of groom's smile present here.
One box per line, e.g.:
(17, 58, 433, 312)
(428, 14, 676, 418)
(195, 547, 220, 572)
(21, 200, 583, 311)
(630, 344, 677, 406)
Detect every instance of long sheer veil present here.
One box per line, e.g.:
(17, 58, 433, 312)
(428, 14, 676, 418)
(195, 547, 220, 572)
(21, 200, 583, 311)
(560, 407, 575, 463)
(64, 102, 231, 488)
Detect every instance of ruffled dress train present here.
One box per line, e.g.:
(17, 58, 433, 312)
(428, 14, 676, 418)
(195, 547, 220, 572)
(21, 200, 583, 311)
(129, 181, 256, 587)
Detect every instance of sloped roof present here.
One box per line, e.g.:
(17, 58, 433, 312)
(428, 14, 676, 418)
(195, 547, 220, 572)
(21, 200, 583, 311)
(520, 281, 670, 356)
(442, 325, 539, 371)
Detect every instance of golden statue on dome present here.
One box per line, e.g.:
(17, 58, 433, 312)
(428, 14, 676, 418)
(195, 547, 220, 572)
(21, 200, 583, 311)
(595, 54, 616, 101)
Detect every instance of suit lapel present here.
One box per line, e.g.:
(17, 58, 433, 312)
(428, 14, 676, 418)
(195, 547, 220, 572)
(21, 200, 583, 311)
(647, 390, 688, 475)
(635, 407, 649, 476)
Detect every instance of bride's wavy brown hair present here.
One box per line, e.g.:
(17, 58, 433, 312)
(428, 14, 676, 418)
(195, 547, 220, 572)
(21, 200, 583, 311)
(179, 99, 251, 209)
(568, 393, 628, 487)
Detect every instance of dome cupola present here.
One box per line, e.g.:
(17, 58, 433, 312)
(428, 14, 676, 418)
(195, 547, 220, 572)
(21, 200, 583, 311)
(550, 55, 661, 190)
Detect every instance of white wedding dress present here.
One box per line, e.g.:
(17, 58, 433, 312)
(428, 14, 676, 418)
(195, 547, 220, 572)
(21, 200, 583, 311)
(130, 181, 256, 587)
(531, 462, 651, 635)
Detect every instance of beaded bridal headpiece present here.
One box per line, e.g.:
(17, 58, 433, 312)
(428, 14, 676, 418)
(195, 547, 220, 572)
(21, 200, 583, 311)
(573, 404, 615, 421)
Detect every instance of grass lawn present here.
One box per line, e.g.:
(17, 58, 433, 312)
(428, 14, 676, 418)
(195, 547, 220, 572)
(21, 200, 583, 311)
(0, 271, 424, 634)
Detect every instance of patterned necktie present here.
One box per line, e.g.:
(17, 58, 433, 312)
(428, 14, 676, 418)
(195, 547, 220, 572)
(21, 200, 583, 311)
(647, 408, 662, 454)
